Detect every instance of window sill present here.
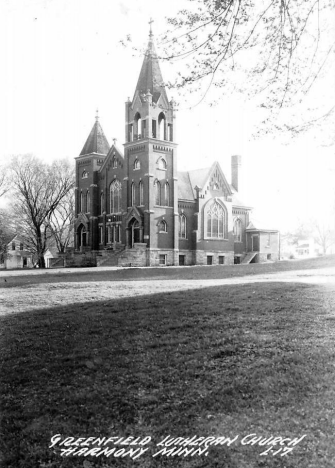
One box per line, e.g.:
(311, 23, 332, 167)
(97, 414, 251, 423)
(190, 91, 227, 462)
(159, 231, 168, 234)
(204, 237, 229, 241)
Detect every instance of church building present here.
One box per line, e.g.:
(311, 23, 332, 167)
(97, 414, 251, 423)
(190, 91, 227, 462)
(74, 30, 279, 267)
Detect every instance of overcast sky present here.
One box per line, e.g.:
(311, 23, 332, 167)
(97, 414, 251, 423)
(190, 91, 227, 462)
(1, 0, 334, 231)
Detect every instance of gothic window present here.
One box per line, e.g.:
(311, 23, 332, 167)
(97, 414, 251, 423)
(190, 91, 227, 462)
(213, 183, 220, 190)
(110, 179, 122, 213)
(158, 158, 167, 170)
(154, 179, 161, 205)
(82, 170, 88, 179)
(158, 112, 166, 140)
(205, 200, 227, 239)
(131, 182, 136, 206)
(233, 218, 242, 242)
(86, 191, 90, 213)
(134, 158, 140, 170)
(158, 220, 167, 232)
(99, 226, 103, 244)
(179, 214, 187, 239)
(152, 119, 157, 138)
(80, 192, 83, 212)
(100, 192, 104, 215)
(139, 181, 144, 205)
(167, 124, 173, 142)
(164, 182, 170, 206)
(134, 112, 142, 139)
(112, 157, 117, 168)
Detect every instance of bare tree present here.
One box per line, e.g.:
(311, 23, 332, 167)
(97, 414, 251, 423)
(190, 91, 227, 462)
(314, 221, 335, 254)
(0, 209, 15, 262)
(0, 165, 9, 198)
(9, 155, 74, 268)
(124, 1, 335, 136)
(47, 188, 75, 254)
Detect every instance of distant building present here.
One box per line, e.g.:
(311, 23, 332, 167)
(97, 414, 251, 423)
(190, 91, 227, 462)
(73, 29, 279, 267)
(0, 235, 33, 269)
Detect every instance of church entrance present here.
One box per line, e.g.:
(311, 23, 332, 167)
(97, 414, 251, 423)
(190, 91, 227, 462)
(77, 224, 87, 249)
(128, 218, 140, 248)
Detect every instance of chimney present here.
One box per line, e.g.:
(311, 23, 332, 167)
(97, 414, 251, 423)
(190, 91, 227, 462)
(231, 155, 242, 192)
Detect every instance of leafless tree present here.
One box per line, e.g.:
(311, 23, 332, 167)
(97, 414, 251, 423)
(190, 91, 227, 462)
(47, 188, 75, 254)
(314, 221, 335, 254)
(0, 165, 9, 198)
(9, 155, 74, 268)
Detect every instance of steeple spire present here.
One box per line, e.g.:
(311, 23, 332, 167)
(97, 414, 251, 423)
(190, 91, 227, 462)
(80, 114, 110, 156)
(133, 22, 169, 105)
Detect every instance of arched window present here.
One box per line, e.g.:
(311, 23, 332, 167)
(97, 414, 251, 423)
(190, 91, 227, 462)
(100, 192, 104, 215)
(158, 158, 167, 170)
(134, 158, 140, 170)
(82, 170, 88, 179)
(205, 201, 227, 239)
(134, 112, 142, 139)
(139, 181, 143, 205)
(158, 112, 166, 140)
(112, 157, 117, 168)
(80, 192, 83, 212)
(86, 190, 90, 213)
(131, 182, 136, 206)
(154, 180, 161, 205)
(110, 179, 122, 213)
(233, 218, 242, 242)
(158, 220, 167, 232)
(213, 183, 220, 190)
(179, 214, 187, 239)
(164, 182, 170, 206)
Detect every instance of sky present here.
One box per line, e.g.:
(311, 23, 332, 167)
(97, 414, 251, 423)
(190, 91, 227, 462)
(1, 0, 334, 232)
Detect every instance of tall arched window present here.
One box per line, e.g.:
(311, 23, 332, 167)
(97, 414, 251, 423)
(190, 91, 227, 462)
(134, 112, 141, 139)
(179, 214, 187, 239)
(154, 180, 161, 205)
(205, 201, 227, 239)
(110, 179, 122, 213)
(86, 191, 90, 213)
(139, 181, 143, 205)
(158, 158, 167, 170)
(158, 220, 167, 232)
(164, 182, 170, 206)
(100, 192, 104, 215)
(233, 218, 242, 242)
(80, 192, 83, 212)
(158, 112, 166, 140)
(131, 182, 136, 206)
(134, 158, 140, 170)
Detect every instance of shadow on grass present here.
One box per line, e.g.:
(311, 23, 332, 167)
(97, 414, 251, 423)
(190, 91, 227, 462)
(1, 254, 335, 289)
(1, 281, 335, 468)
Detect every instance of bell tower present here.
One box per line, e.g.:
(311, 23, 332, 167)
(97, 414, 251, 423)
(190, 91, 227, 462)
(123, 22, 178, 265)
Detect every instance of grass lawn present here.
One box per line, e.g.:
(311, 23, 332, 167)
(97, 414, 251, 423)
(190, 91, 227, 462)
(1, 257, 335, 467)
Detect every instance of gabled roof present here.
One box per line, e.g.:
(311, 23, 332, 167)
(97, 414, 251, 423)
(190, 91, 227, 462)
(134, 35, 169, 104)
(99, 144, 124, 172)
(178, 162, 251, 209)
(80, 118, 110, 156)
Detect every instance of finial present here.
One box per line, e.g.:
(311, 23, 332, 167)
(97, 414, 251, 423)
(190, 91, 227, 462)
(113, 138, 117, 145)
(149, 18, 154, 37)
(95, 109, 99, 120)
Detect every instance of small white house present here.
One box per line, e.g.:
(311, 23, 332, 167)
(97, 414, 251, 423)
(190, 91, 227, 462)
(0, 235, 33, 269)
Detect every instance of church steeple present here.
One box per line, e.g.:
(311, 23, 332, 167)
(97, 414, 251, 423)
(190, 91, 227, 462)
(133, 21, 169, 104)
(80, 112, 110, 156)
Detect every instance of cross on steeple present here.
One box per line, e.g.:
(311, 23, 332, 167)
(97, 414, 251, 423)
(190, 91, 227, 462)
(149, 18, 154, 37)
(95, 109, 99, 120)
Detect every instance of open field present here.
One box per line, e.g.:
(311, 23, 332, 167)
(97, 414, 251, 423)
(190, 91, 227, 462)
(1, 256, 335, 467)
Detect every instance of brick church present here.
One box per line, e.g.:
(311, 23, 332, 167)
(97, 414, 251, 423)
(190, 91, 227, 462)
(74, 30, 279, 267)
